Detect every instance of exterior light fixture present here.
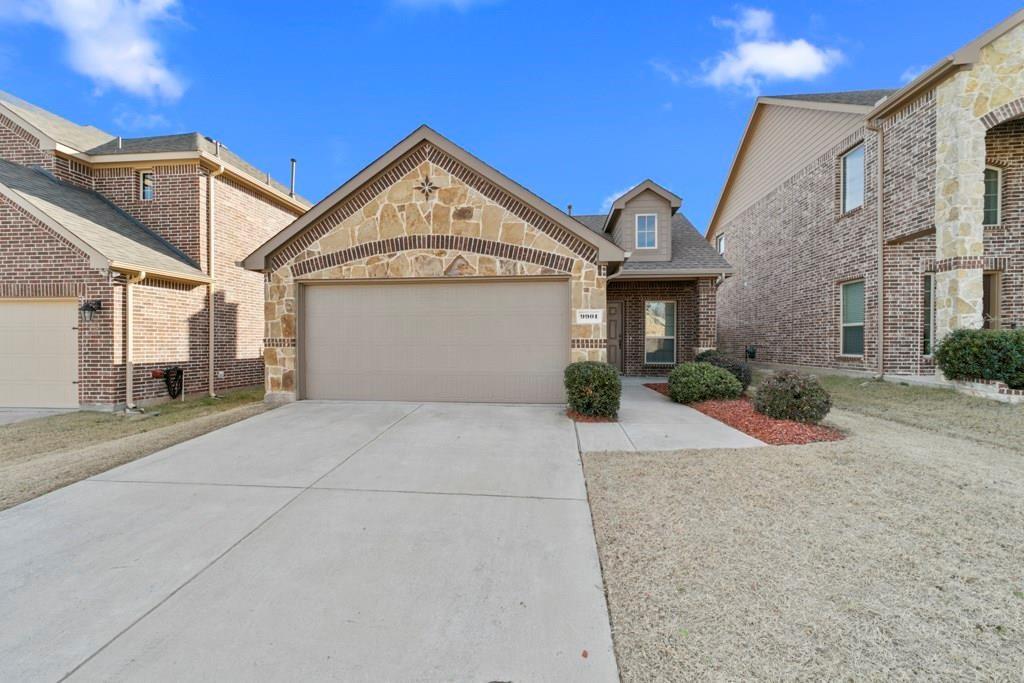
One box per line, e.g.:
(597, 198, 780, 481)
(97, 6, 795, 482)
(79, 299, 103, 322)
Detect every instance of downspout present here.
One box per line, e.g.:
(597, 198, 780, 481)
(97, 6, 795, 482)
(866, 120, 885, 378)
(125, 271, 146, 410)
(208, 165, 225, 397)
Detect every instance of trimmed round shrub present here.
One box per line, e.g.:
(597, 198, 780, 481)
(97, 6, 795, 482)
(934, 328, 1024, 390)
(564, 361, 621, 417)
(754, 371, 832, 423)
(704, 354, 752, 390)
(694, 349, 721, 363)
(667, 362, 743, 404)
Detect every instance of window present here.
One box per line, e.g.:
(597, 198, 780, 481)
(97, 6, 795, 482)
(983, 272, 1001, 329)
(140, 172, 154, 200)
(841, 145, 864, 213)
(715, 233, 726, 255)
(922, 274, 935, 355)
(644, 301, 675, 364)
(841, 280, 865, 356)
(984, 166, 1001, 225)
(635, 214, 657, 249)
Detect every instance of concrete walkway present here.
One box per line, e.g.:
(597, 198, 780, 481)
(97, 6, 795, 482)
(576, 382, 764, 453)
(0, 408, 75, 426)
(0, 401, 617, 681)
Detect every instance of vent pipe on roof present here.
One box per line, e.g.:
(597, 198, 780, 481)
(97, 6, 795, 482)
(116, 136, 122, 150)
(289, 158, 297, 198)
(567, 203, 573, 216)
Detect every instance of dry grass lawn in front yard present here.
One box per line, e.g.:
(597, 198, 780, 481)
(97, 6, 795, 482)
(0, 387, 268, 511)
(585, 377, 1024, 680)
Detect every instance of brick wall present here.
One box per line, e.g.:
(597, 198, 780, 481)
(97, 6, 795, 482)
(0, 115, 54, 169)
(0, 195, 119, 406)
(716, 126, 881, 372)
(607, 280, 702, 376)
(985, 117, 1024, 329)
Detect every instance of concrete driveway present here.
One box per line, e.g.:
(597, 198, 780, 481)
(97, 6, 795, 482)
(0, 401, 617, 681)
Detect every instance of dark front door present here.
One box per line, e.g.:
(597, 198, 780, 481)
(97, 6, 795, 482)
(607, 301, 624, 372)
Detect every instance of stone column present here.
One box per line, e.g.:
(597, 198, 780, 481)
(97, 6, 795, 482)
(933, 72, 986, 339)
(696, 277, 717, 352)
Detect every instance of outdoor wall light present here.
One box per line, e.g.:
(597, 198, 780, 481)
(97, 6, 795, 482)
(79, 299, 103, 322)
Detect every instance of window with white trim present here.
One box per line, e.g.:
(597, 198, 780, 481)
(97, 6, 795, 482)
(635, 214, 657, 249)
(644, 301, 675, 364)
(140, 172, 154, 200)
(841, 145, 864, 213)
(715, 233, 726, 255)
(841, 280, 865, 356)
(984, 166, 1001, 225)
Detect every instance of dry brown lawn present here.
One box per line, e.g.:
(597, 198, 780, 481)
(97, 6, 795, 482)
(0, 387, 268, 511)
(585, 379, 1024, 680)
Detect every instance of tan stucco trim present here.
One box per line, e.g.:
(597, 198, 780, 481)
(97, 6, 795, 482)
(757, 97, 876, 115)
(110, 262, 211, 285)
(601, 179, 682, 234)
(867, 8, 1024, 122)
(243, 125, 625, 271)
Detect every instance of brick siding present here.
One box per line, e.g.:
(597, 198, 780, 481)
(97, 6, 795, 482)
(984, 118, 1024, 329)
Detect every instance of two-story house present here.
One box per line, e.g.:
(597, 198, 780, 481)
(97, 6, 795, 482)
(242, 126, 729, 404)
(0, 90, 308, 409)
(707, 10, 1024, 383)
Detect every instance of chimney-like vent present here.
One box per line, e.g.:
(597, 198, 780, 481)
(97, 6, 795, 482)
(289, 158, 297, 198)
(116, 136, 122, 150)
(567, 203, 573, 216)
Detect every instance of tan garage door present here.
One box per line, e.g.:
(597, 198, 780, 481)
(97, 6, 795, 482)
(302, 280, 569, 403)
(0, 300, 78, 408)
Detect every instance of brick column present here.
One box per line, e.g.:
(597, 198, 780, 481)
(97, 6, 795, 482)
(933, 70, 987, 340)
(696, 277, 717, 352)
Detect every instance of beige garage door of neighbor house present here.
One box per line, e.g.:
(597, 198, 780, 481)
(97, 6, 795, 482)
(302, 280, 570, 403)
(0, 299, 78, 408)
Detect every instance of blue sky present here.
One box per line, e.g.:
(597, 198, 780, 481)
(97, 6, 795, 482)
(0, 1, 1020, 232)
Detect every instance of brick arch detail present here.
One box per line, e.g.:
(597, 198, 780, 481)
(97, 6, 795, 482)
(980, 96, 1024, 129)
(270, 142, 599, 271)
(289, 233, 573, 278)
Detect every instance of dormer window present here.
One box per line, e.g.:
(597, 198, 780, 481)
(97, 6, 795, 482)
(140, 172, 154, 200)
(636, 214, 657, 249)
(715, 233, 726, 255)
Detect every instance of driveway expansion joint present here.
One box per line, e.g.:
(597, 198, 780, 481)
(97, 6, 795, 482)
(310, 485, 587, 502)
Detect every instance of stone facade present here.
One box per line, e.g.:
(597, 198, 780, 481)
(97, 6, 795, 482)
(715, 20, 1024, 376)
(262, 142, 608, 401)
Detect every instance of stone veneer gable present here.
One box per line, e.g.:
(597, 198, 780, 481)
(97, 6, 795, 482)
(262, 152, 609, 399)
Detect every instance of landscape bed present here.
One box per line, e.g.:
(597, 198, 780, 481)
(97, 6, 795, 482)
(642, 383, 843, 445)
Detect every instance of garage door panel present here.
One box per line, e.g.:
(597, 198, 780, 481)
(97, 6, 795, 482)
(0, 300, 78, 408)
(303, 281, 569, 403)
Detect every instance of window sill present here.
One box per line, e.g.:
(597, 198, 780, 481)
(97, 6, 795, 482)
(838, 206, 864, 219)
(643, 362, 675, 367)
(836, 354, 864, 361)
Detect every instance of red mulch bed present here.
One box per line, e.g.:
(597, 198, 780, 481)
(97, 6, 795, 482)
(566, 409, 617, 423)
(642, 383, 844, 445)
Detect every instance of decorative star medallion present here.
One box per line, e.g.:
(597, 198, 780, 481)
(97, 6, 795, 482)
(414, 175, 439, 199)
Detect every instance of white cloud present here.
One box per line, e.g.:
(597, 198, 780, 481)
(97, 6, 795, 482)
(113, 109, 169, 130)
(393, 0, 495, 9)
(0, 0, 185, 100)
(600, 185, 637, 213)
(649, 59, 681, 85)
(900, 64, 927, 83)
(702, 8, 842, 95)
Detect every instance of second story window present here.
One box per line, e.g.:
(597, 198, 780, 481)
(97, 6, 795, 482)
(636, 214, 657, 249)
(140, 172, 154, 200)
(841, 144, 864, 213)
(715, 233, 726, 255)
(984, 166, 1001, 225)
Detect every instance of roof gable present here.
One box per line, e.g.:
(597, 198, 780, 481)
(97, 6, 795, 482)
(244, 126, 625, 270)
(601, 179, 682, 234)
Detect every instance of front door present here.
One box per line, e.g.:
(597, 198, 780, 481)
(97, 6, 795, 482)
(607, 301, 623, 372)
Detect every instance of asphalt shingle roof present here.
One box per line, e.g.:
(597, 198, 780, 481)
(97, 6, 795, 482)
(0, 160, 205, 279)
(769, 89, 897, 107)
(0, 90, 114, 152)
(573, 212, 730, 272)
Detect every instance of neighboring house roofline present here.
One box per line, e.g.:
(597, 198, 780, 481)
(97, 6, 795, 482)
(601, 179, 681, 233)
(244, 125, 626, 271)
(868, 8, 1024, 121)
(705, 99, 763, 241)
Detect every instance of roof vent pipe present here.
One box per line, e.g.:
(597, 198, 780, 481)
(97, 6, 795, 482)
(214, 140, 221, 156)
(567, 203, 573, 216)
(116, 136, 122, 150)
(289, 158, 297, 197)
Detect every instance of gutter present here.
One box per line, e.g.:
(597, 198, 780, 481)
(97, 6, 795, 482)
(124, 271, 147, 410)
(207, 165, 225, 397)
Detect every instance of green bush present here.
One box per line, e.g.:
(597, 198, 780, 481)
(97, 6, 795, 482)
(754, 371, 832, 423)
(934, 328, 1024, 389)
(564, 361, 621, 417)
(694, 349, 721, 363)
(667, 362, 743, 404)
(704, 354, 752, 390)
